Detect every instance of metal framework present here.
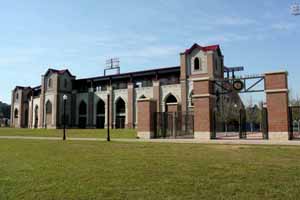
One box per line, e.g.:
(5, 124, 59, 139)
(104, 58, 120, 76)
(214, 74, 265, 95)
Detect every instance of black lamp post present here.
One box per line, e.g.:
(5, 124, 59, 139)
(107, 93, 111, 142)
(63, 94, 68, 141)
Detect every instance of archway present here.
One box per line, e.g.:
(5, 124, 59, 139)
(164, 94, 178, 112)
(34, 105, 39, 128)
(45, 100, 52, 127)
(115, 97, 126, 129)
(78, 101, 87, 128)
(96, 99, 105, 128)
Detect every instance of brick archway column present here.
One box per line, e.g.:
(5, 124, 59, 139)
(137, 98, 157, 139)
(193, 78, 215, 140)
(265, 71, 289, 140)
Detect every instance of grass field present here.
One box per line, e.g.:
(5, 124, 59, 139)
(0, 140, 300, 200)
(0, 128, 137, 138)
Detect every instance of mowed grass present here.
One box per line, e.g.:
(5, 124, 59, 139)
(0, 140, 300, 200)
(0, 128, 137, 138)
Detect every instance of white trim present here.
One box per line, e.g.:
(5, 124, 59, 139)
(193, 94, 216, 98)
(265, 71, 288, 76)
(265, 89, 289, 93)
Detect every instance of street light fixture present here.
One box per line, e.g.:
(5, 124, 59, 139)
(63, 94, 68, 141)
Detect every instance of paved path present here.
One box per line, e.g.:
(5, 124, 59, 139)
(0, 136, 300, 146)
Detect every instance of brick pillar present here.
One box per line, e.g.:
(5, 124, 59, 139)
(180, 53, 188, 112)
(19, 91, 24, 128)
(193, 78, 215, 140)
(127, 83, 134, 128)
(265, 71, 289, 140)
(108, 86, 113, 129)
(153, 80, 161, 112)
(166, 103, 180, 113)
(137, 98, 157, 139)
(39, 76, 45, 128)
(28, 96, 33, 128)
(10, 90, 15, 127)
(71, 92, 77, 127)
(88, 91, 94, 128)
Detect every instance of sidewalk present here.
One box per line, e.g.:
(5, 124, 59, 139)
(0, 136, 300, 146)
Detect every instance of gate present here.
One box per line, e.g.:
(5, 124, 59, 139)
(212, 107, 268, 140)
(154, 112, 194, 139)
(289, 106, 300, 140)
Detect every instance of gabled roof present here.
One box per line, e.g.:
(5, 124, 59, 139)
(44, 68, 75, 77)
(183, 43, 222, 56)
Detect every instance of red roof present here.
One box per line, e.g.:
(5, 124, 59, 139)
(183, 43, 220, 55)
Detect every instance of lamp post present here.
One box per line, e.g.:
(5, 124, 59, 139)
(63, 94, 68, 141)
(107, 93, 111, 142)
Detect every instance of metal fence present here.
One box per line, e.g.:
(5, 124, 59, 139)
(153, 112, 194, 139)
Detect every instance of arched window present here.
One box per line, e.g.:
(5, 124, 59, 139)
(48, 78, 52, 88)
(46, 100, 52, 114)
(96, 99, 105, 115)
(139, 95, 146, 99)
(194, 57, 201, 71)
(115, 98, 126, 129)
(14, 109, 19, 118)
(165, 94, 178, 104)
(15, 93, 19, 101)
(116, 98, 125, 114)
(79, 101, 87, 115)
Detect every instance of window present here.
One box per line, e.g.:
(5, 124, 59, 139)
(194, 57, 201, 71)
(46, 101, 52, 114)
(48, 78, 52, 88)
(14, 109, 19, 118)
(64, 79, 68, 89)
(15, 93, 19, 101)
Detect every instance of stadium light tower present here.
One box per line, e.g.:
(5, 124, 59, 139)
(291, 2, 300, 16)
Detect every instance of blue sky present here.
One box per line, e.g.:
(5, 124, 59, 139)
(0, 0, 299, 104)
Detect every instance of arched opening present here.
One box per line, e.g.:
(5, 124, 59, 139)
(14, 109, 19, 118)
(96, 99, 105, 128)
(24, 109, 29, 128)
(48, 78, 52, 89)
(194, 57, 201, 71)
(45, 100, 52, 127)
(115, 98, 126, 129)
(78, 101, 87, 128)
(139, 95, 147, 99)
(34, 105, 39, 128)
(165, 94, 178, 112)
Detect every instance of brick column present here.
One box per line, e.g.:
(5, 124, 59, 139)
(88, 91, 94, 128)
(10, 90, 15, 127)
(153, 80, 161, 112)
(127, 83, 134, 128)
(39, 76, 45, 128)
(180, 53, 188, 112)
(265, 71, 289, 140)
(71, 92, 77, 127)
(28, 96, 33, 128)
(137, 98, 157, 139)
(108, 86, 113, 129)
(193, 78, 215, 140)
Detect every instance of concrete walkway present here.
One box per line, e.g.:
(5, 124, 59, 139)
(0, 136, 300, 146)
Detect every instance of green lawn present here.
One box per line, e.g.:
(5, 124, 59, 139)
(0, 140, 300, 199)
(0, 128, 137, 138)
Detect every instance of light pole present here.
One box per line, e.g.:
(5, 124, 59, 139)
(63, 94, 68, 141)
(107, 93, 111, 142)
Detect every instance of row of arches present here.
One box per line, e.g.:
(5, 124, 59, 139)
(78, 97, 126, 129)
(21, 92, 182, 129)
